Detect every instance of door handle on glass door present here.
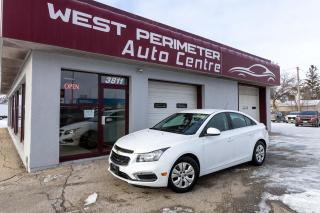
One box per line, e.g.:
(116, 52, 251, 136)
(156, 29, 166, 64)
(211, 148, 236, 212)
(101, 116, 106, 125)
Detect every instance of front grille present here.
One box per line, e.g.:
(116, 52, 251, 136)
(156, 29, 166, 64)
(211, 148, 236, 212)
(111, 151, 130, 166)
(114, 145, 134, 154)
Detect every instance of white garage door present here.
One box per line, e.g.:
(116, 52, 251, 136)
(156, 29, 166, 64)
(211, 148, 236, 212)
(148, 81, 198, 127)
(239, 85, 260, 121)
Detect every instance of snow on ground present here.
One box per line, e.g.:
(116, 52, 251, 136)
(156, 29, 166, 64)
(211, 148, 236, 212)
(0, 119, 7, 128)
(0, 104, 7, 128)
(84, 192, 98, 206)
(252, 123, 320, 213)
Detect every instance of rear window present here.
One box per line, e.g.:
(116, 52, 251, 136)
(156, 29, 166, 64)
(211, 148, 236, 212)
(300, 111, 317, 115)
(229, 113, 247, 129)
(244, 116, 257, 126)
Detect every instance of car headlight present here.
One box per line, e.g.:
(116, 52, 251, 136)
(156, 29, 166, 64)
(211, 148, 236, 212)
(64, 128, 79, 135)
(136, 148, 169, 162)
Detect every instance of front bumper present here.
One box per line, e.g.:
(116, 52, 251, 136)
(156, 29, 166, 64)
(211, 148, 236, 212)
(108, 150, 171, 187)
(287, 119, 296, 123)
(296, 120, 317, 125)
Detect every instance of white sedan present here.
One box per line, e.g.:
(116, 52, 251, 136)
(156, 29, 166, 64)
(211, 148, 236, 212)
(108, 109, 268, 193)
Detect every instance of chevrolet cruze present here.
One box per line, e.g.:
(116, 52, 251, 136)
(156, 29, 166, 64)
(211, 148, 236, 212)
(108, 109, 268, 193)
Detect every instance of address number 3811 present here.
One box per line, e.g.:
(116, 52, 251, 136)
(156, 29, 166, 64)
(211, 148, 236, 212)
(104, 76, 126, 85)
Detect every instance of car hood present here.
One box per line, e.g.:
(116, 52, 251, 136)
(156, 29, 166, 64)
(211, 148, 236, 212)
(115, 129, 191, 153)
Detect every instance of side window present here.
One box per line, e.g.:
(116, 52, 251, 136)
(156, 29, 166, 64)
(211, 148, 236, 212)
(229, 113, 247, 129)
(205, 113, 229, 132)
(244, 116, 256, 126)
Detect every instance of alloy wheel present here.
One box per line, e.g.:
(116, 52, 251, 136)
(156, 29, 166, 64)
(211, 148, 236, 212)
(255, 144, 265, 163)
(171, 162, 195, 189)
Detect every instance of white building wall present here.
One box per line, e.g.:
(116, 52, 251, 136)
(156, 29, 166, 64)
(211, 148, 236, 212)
(10, 50, 244, 170)
(28, 52, 61, 170)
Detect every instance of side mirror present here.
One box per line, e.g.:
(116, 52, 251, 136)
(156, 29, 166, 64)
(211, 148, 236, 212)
(206, 127, 221, 136)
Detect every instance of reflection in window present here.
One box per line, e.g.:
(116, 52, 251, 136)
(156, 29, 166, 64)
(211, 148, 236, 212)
(229, 113, 247, 129)
(206, 113, 230, 132)
(60, 71, 98, 104)
(60, 70, 99, 159)
(59, 106, 98, 157)
(102, 88, 126, 145)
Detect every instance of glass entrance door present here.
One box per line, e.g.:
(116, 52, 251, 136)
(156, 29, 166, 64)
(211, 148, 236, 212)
(100, 76, 128, 152)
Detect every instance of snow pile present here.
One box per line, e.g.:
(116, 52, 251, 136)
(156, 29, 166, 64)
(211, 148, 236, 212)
(0, 119, 7, 128)
(281, 190, 320, 213)
(43, 174, 63, 183)
(253, 123, 320, 213)
(84, 192, 98, 206)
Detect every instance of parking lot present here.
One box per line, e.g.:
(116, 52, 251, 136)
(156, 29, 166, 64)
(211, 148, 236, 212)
(0, 123, 318, 213)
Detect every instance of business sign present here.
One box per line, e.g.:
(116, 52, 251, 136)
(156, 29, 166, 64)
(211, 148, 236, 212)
(1, 0, 280, 85)
(64, 82, 80, 90)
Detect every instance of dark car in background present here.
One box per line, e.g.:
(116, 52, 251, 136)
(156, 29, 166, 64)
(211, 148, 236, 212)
(295, 111, 320, 127)
(0, 115, 8, 120)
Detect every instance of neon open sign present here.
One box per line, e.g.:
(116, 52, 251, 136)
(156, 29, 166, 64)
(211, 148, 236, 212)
(64, 83, 80, 90)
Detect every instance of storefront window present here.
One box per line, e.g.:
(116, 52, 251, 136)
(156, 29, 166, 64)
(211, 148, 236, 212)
(60, 70, 99, 159)
(59, 105, 98, 157)
(8, 84, 25, 142)
(18, 88, 22, 137)
(60, 70, 128, 161)
(61, 71, 98, 104)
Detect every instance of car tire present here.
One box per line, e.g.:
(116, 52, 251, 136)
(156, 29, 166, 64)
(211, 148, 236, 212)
(168, 156, 199, 193)
(295, 123, 299, 127)
(252, 141, 266, 166)
(81, 131, 98, 149)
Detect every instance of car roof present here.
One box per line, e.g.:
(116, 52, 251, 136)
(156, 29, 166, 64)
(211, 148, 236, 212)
(179, 109, 240, 115)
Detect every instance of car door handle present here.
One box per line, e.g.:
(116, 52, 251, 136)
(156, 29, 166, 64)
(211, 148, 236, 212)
(227, 138, 233, 142)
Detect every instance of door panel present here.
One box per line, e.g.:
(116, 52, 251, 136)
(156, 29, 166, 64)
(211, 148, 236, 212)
(202, 132, 234, 172)
(228, 112, 252, 162)
(201, 113, 234, 172)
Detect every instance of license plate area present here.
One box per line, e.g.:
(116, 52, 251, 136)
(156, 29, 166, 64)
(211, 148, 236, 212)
(110, 163, 119, 175)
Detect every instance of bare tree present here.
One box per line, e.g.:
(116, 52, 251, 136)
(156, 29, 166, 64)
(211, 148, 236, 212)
(0, 95, 8, 104)
(270, 73, 296, 111)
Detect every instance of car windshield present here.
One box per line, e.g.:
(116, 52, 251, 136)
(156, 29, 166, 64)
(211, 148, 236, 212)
(150, 113, 209, 135)
(300, 111, 317, 115)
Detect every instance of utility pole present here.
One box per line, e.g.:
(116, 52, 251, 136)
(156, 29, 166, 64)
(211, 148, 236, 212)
(296, 67, 301, 112)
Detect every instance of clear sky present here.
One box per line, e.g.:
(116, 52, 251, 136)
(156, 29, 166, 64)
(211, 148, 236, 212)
(95, 0, 320, 78)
